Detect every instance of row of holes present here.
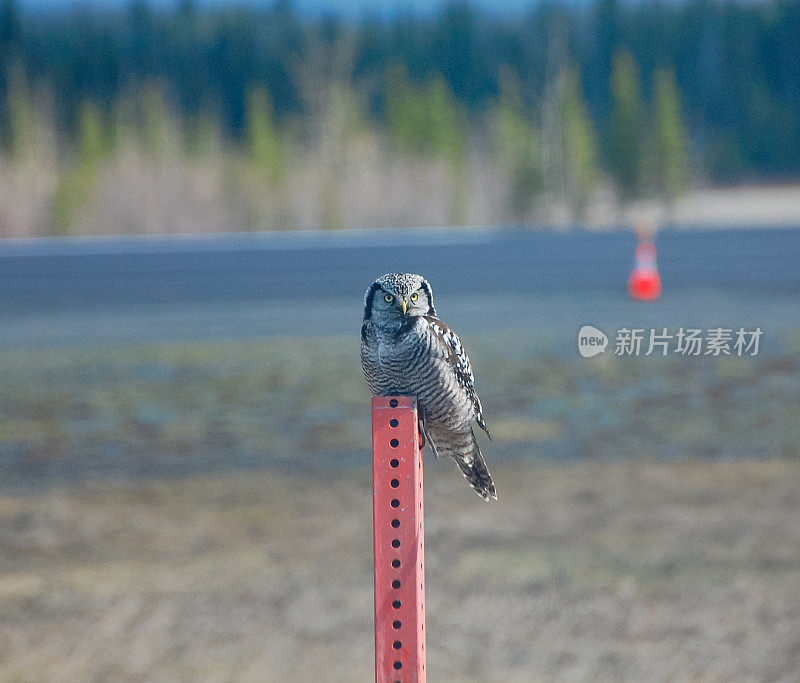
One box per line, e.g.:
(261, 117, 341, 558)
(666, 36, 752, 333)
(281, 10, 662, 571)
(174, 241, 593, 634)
(389, 409, 404, 678)
(389, 409, 403, 677)
(387, 400, 426, 679)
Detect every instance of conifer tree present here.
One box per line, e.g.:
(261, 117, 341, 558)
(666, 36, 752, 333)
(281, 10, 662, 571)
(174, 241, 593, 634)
(246, 87, 284, 187)
(608, 51, 644, 200)
(491, 74, 543, 221)
(560, 69, 599, 219)
(653, 68, 689, 203)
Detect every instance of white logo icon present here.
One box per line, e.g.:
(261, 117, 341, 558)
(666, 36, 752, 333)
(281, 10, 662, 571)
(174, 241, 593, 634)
(578, 325, 608, 358)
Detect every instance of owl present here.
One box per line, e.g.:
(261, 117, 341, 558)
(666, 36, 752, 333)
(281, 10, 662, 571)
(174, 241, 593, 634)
(361, 272, 496, 501)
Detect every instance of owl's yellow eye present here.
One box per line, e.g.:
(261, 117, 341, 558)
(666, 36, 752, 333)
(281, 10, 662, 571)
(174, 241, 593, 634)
(410, 292, 419, 302)
(384, 294, 394, 303)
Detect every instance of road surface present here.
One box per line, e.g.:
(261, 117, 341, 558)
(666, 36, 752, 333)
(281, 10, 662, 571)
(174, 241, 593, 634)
(1, 226, 798, 349)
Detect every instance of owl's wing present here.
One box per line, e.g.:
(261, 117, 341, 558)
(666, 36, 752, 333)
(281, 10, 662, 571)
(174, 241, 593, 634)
(424, 316, 491, 439)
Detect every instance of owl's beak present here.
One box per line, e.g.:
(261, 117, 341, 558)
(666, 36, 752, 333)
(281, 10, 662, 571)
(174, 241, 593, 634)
(401, 300, 408, 315)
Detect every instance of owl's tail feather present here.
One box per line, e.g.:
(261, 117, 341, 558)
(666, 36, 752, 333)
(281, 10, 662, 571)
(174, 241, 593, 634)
(457, 439, 497, 501)
(431, 425, 496, 501)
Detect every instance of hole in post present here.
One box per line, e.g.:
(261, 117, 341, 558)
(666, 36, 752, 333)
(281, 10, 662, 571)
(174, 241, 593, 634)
(392, 600, 401, 609)
(391, 519, 400, 528)
(390, 458, 399, 468)
(392, 559, 401, 568)
(390, 418, 399, 428)
(393, 641, 402, 650)
(391, 539, 400, 548)
(392, 579, 400, 589)
(390, 439, 399, 448)
(393, 661, 402, 670)
(391, 499, 400, 508)
(389, 399, 398, 407)
(392, 620, 401, 629)
(390, 479, 399, 488)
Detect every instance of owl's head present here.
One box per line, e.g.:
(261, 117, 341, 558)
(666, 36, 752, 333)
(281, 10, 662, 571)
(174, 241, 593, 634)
(363, 272, 436, 322)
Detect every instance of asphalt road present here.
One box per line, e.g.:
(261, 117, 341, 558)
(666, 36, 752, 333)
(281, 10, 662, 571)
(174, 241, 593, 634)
(2, 226, 799, 349)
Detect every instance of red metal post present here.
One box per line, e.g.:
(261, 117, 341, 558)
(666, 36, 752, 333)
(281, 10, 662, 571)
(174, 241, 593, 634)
(372, 396, 426, 683)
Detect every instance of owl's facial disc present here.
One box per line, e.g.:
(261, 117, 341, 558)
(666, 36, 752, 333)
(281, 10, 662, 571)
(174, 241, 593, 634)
(364, 273, 436, 322)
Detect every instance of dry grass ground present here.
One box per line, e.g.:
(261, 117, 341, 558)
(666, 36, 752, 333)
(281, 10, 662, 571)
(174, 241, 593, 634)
(0, 138, 507, 238)
(0, 338, 799, 680)
(3, 140, 800, 238)
(1, 461, 800, 681)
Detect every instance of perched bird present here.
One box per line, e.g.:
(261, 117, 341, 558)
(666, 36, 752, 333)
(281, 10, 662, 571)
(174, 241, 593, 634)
(361, 272, 496, 501)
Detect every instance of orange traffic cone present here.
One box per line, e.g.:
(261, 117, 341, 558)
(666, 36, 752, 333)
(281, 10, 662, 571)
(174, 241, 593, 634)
(628, 242, 662, 301)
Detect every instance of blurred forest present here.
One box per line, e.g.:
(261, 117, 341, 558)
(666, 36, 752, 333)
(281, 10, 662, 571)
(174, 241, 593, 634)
(0, 0, 798, 236)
